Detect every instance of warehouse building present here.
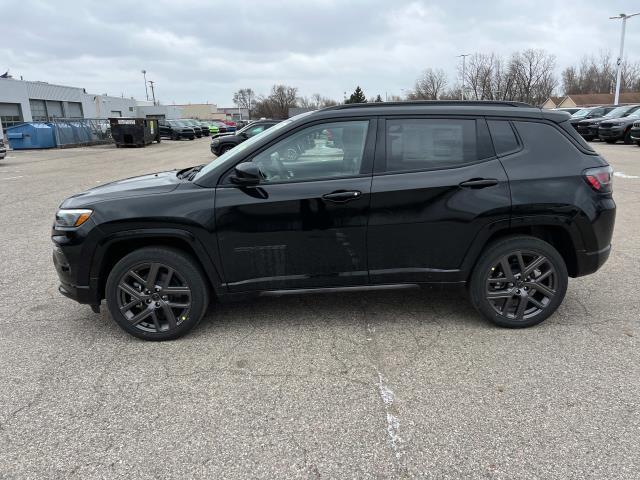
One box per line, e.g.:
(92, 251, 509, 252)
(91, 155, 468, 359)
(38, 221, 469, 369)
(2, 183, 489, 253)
(0, 77, 179, 133)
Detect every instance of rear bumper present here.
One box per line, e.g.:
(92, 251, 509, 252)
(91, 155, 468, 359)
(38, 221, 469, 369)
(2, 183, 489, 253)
(575, 244, 611, 277)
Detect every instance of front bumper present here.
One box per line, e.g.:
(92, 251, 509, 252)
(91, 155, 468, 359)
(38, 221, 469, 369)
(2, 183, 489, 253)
(52, 243, 98, 304)
(598, 127, 624, 141)
(576, 124, 596, 138)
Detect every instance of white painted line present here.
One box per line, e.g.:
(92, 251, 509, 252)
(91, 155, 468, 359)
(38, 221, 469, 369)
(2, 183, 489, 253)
(0, 176, 24, 181)
(614, 171, 639, 179)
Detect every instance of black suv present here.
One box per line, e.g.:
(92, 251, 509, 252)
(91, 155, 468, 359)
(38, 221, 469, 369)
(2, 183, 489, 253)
(568, 105, 615, 130)
(159, 120, 195, 140)
(577, 104, 640, 140)
(210, 120, 279, 155)
(598, 107, 640, 144)
(52, 101, 616, 340)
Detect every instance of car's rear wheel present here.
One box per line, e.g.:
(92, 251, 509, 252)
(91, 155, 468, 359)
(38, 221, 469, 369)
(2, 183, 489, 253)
(469, 236, 568, 328)
(623, 129, 633, 145)
(105, 247, 209, 340)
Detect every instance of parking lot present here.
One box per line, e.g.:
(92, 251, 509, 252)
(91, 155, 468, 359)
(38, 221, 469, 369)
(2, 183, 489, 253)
(0, 138, 638, 479)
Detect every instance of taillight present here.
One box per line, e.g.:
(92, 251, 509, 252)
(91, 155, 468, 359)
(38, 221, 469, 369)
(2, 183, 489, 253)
(583, 166, 613, 192)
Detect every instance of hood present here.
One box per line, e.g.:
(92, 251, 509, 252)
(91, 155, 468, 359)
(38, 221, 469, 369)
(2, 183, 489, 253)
(601, 116, 638, 124)
(61, 170, 180, 208)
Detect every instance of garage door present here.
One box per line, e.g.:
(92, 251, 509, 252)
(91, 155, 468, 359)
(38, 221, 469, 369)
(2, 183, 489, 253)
(0, 102, 23, 131)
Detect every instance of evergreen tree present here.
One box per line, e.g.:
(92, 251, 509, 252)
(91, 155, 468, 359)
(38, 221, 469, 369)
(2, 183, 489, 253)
(345, 86, 367, 104)
(374, 94, 383, 102)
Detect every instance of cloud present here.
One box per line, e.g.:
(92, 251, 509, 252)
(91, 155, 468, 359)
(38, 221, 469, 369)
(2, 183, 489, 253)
(1, 0, 638, 105)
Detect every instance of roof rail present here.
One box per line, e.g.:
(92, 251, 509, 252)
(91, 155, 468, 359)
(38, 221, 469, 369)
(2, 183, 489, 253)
(324, 100, 534, 110)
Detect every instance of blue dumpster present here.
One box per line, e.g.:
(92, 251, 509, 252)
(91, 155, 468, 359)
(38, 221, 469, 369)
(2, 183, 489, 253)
(6, 123, 56, 149)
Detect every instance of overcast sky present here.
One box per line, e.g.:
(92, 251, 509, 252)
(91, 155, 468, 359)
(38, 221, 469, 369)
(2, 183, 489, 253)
(1, 0, 639, 105)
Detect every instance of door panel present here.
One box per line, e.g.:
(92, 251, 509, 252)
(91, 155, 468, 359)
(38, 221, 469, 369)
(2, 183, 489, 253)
(215, 177, 371, 291)
(368, 116, 510, 284)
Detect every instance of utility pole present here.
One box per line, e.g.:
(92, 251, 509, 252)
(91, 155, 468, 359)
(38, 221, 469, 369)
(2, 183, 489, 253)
(141, 70, 149, 101)
(148, 80, 156, 105)
(610, 13, 639, 105)
(458, 54, 471, 101)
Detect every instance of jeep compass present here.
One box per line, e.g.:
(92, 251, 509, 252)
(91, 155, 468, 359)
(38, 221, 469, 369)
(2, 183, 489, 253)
(52, 101, 616, 340)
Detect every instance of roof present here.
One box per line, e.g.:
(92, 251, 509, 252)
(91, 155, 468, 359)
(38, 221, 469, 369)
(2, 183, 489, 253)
(564, 93, 640, 106)
(314, 100, 569, 123)
(547, 96, 566, 105)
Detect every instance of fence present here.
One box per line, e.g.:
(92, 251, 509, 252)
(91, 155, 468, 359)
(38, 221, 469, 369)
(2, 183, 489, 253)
(49, 118, 113, 148)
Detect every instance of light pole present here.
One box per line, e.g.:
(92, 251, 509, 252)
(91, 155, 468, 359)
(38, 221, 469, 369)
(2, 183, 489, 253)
(148, 80, 156, 105)
(457, 54, 471, 100)
(141, 70, 149, 101)
(610, 13, 639, 105)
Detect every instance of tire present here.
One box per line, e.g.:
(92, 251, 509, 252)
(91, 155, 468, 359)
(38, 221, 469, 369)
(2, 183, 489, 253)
(219, 144, 234, 155)
(469, 236, 568, 328)
(623, 129, 632, 145)
(636, 141, 640, 147)
(605, 139, 616, 144)
(105, 247, 210, 341)
(172, 133, 180, 141)
(583, 135, 594, 142)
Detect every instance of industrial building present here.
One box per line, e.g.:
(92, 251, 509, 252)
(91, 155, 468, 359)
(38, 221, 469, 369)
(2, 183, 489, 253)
(0, 77, 182, 133)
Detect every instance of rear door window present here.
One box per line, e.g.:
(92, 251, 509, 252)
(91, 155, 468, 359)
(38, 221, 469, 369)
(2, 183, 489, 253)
(385, 118, 477, 172)
(487, 120, 521, 156)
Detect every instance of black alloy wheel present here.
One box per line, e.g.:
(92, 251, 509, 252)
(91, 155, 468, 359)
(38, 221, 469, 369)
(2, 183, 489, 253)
(106, 247, 209, 340)
(485, 251, 556, 321)
(470, 236, 568, 328)
(116, 262, 191, 334)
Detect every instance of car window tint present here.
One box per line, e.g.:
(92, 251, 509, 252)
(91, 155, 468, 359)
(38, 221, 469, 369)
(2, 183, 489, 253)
(513, 121, 580, 158)
(252, 121, 369, 183)
(385, 118, 476, 172)
(247, 125, 265, 137)
(487, 120, 520, 156)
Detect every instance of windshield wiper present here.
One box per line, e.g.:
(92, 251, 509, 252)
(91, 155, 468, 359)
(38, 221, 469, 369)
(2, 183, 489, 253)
(177, 164, 205, 180)
(186, 165, 205, 181)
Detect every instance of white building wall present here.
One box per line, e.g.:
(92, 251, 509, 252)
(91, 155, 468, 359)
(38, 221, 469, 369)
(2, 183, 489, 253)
(0, 79, 32, 121)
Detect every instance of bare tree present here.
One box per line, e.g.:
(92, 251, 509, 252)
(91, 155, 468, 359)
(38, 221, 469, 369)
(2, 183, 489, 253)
(560, 52, 640, 94)
(408, 68, 448, 100)
(297, 93, 338, 109)
(252, 85, 299, 118)
(232, 88, 255, 119)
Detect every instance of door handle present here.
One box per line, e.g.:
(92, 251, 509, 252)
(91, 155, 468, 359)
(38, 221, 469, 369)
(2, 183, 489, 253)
(459, 178, 499, 189)
(322, 190, 362, 202)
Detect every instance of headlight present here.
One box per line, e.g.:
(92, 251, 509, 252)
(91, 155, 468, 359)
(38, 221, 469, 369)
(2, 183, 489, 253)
(55, 209, 93, 227)
(211, 139, 220, 145)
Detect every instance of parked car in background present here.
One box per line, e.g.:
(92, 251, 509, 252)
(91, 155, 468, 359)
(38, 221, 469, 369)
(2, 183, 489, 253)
(235, 120, 251, 129)
(553, 107, 582, 115)
(179, 119, 204, 138)
(159, 120, 195, 140)
(629, 120, 640, 146)
(569, 106, 616, 129)
(576, 104, 640, 141)
(210, 119, 279, 155)
(598, 107, 640, 144)
(52, 101, 615, 340)
(0, 138, 6, 160)
(205, 121, 229, 136)
(196, 121, 211, 136)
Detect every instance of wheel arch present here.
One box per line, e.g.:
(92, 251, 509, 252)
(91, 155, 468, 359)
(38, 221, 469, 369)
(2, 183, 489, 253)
(461, 218, 583, 280)
(91, 228, 224, 301)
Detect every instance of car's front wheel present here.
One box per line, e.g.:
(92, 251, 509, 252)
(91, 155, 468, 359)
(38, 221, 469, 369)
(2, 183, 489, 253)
(105, 247, 210, 340)
(469, 236, 568, 328)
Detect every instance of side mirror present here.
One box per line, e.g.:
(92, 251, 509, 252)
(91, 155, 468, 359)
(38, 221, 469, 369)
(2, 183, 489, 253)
(238, 131, 248, 139)
(231, 162, 262, 186)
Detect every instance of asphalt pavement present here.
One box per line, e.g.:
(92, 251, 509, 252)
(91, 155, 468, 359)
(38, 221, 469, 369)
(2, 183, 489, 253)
(0, 138, 638, 479)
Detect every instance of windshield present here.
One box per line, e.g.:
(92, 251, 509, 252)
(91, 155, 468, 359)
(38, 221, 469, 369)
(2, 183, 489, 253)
(571, 108, 593, 118)
(604, 106, 635, 118)
(194, 112, 314, 181)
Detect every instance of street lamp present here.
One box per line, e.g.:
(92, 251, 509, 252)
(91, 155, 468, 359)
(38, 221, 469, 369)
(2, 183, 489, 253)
(141, 70, 149, 101)
(457, 54, 471, 101)
(610, 13, 639, 105)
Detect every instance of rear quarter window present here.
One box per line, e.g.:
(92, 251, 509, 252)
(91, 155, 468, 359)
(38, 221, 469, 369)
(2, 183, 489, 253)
(513, 121, 588, 158)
